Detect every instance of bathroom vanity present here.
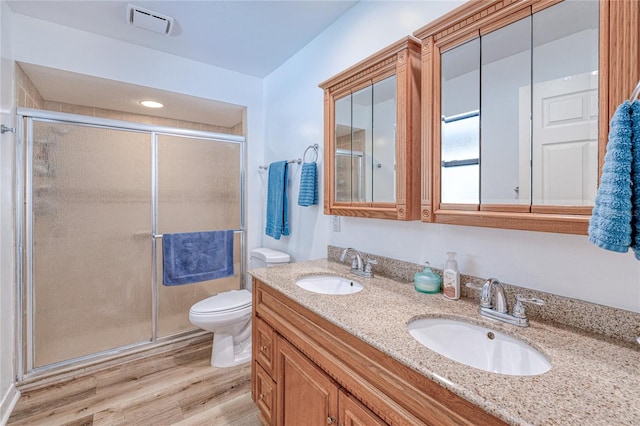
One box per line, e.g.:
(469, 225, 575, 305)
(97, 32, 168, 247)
(251, 279, 501, 425)
(250, 260, 640, 425)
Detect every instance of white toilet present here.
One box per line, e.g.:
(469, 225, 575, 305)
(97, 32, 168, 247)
(189, 247, 290, 368)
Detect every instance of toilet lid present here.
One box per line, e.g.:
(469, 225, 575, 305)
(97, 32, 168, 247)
(190, 289, 251, 314)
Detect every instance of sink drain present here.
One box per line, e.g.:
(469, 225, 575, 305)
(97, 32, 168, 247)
(487, 332, 495, 340)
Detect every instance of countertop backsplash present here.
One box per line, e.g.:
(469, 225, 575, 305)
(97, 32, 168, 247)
(327, 245, 640, 343)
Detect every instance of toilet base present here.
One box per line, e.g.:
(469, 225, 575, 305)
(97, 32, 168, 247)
(210, 329, 252, 368)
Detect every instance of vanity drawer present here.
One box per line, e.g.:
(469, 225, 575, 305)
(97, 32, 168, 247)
(256, 316, 275, 375)
(255, 361, 276, 425)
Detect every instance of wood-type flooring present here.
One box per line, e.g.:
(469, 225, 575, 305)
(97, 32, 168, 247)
(7, 339, 260, 426)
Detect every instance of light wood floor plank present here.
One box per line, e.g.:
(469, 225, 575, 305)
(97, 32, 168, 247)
(8, 340, 260, 426)
(172, 393, 261, 426)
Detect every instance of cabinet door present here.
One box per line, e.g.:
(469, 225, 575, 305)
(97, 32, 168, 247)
(276, 336, 339, 426)
(255, 362, 277, 425)
(256, 317, 275, 375)
(339, 389, 388, 426)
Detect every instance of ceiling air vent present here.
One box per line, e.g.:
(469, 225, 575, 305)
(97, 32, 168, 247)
(126, 4, 174, 36)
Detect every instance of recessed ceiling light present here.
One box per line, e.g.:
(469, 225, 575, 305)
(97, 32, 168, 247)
(140, 100, 163, 108)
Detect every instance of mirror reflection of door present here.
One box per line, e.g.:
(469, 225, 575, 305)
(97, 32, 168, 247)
(522, 72, 598, 206)
(530, 1, 599, 206)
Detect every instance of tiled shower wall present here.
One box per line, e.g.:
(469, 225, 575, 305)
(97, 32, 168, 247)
(15, 64, 43, 109)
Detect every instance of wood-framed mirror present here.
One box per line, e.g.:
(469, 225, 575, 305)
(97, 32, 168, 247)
(319, 36, 422, 220)
(415, 0, 640, 234)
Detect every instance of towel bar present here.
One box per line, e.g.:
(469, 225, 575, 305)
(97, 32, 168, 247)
(152, 230, 243, 239)
(303, 143, 319, 163)
(258, 158, 301, 170)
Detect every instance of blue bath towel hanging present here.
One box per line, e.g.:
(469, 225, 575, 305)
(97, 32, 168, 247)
(298, 161, 318, 207)
(265, 161, 290, 240)
(588, 101, 634, 253)
(631, 101, 640, 259)
(162, 230, 234, 286)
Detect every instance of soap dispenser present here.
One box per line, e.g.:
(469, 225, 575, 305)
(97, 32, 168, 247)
(414, 262, 441, 294)
(442, 252, 460, 300)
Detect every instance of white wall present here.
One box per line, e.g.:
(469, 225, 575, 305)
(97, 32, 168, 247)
(10, 13, 266, 284)
(263, 1, 640, 313)
(0, 2, 19, 423)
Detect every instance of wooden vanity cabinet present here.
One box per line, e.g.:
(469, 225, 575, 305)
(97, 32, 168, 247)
(339, 390, 388, 426)
(251, 278, 507, 426)
(276, 336, 341, 426)
(254, 362, 277, 425)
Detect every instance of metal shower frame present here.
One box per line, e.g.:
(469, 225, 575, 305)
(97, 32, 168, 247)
(15, 107, 247, 380)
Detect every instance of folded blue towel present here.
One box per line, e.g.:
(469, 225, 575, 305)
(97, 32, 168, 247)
(265, 161, 290, 240)
(162, 230, 234, 286)
(631, 101, 640, 260)
(589, 101, 633, 253)
(298, 161, 318, 207)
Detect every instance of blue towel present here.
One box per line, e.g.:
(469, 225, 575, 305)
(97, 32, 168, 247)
(265, 161, 290, 240)
(632, 101, 640, 259)
(589, 101, 634, 253)
(298, 161, 318, 207)
(162, 230, 234, 286)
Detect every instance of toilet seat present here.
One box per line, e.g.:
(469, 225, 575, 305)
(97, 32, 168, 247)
(190, 289, 251, 315)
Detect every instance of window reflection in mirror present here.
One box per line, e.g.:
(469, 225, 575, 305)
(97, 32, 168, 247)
(441, 38, 480, 204)
(531, 0, 599, 206)
(481, 17, 531, 205)
(334, 75, 397, 203)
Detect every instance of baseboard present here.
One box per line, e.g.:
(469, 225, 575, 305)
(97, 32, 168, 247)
(0, 383, 20, 426)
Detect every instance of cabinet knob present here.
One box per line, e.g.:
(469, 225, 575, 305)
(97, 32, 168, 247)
(259, 393, 264, 400)
(260, 345, 267, 352)
(327, 416, 335, 425)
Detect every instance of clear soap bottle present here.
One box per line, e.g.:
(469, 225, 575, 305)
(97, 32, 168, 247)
(442, 252, 460, 300)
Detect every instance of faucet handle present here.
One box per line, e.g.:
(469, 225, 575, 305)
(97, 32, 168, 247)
(465, 282, 491, 308)
(513, 294, 545, 319)
(364, 258, 378, 273)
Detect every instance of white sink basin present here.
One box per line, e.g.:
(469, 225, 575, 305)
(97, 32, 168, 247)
(296, 275, 363, 295)
(408, 317, 551, 376)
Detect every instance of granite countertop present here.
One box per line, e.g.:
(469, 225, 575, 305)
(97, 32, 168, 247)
(250, 259, 640, 426)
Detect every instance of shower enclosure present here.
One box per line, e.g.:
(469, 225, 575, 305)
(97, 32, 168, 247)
(16, 108, 245, 379)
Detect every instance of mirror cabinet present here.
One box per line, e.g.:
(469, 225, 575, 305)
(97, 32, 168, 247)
(415, 0, 640, 234)
(319, 37, 422, 220)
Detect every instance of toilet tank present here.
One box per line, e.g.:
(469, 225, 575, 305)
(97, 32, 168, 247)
(250, 248, 290, 269)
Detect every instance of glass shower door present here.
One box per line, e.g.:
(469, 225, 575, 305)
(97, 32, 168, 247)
(156, 133, 242, 338)
(29, 121, 152, 369)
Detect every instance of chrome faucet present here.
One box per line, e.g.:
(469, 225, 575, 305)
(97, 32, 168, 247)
(339, 248, 377, 278)
(466, 278, 544, 327)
